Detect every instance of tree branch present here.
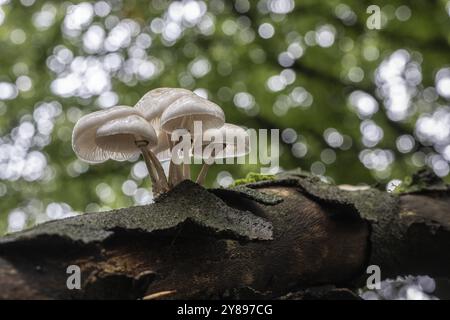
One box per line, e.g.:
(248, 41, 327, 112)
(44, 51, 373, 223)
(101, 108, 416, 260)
(0, 170, 449, 299)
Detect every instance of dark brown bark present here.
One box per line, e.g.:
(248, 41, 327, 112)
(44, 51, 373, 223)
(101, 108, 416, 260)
(0, 171, 449, 299)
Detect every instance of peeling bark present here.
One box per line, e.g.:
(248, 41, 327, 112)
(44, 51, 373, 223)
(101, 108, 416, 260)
(0, 170, 449, 299)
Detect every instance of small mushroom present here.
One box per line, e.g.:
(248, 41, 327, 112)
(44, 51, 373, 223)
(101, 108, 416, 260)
(72, 105, 141, 163)
(161, 94, 225, 183)
(135, 88, 195, 185)
(194, 123, 249, 185)
(96, 114, 169, 194)
(72, 105, 168, 196)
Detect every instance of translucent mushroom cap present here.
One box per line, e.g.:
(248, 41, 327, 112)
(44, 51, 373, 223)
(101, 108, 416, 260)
(160, 95, 225, 134)
(72, 105, 139, 163)
(134, 88, 195, 160)
(134, 87, 194, 129)
(96, 114, 158, 160)
(193, 123, 250, 159)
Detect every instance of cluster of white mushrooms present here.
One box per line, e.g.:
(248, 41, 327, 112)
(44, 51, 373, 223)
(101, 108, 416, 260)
(72, 88, 250, 195)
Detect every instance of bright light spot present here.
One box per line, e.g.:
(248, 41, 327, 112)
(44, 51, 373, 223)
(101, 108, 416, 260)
(386, 179, 402, 192)
(0, 82, 18, 100)
(258, 23, 275, 39)
(132, 161, 148, 179)
(290, 87, 313, 108)
(64, 2, 94, 32)
(268, 0, 294, 14)
(32, 3, 57, 30)
(321, 148, 336, 164)
(16, 75, 32, 91)
(20, 0, 35, 6)
(222, 19, 238, 35)
(8, 210, 27, 233)
(415, 107, 450, 145)
(359, 149, 394, 172)
(97, 91, 118, 108)
(94, 1, 111, 17)
(134, 188, 153, 205)
(281, 128, 297, 143)
(10, 29, 27, 44)
(360, 275, 437, 300)
(136, 33, 152, 49)
(122, 180, 138, 196)
(376, 50, 419, 121)
(163, 21, 182, 42)
(267, 75, 286, 92)
(0, 8, 4, 26)
(96, 182, 116, 204)
(278, 52, 295, 67)
(216, 171, 234, 187)
(291, 142, 307, 158)
(360, 120, 384, 147)
(315, 25, 335, 48)
(287, 42, 304, 59)
(334, 4, 357, 25)
(396, 135, 415, 153)
(435, 68, 450, 99)
(83, 24, 105, 53)
(348, 67, 364, 82)
(190, 57, 211, 78)
(430, 157, 449, 177)
(443, 145, 450, 162)
(324, 128, 344, 148)
(349, 91, 379, 118)
(234, 92, 255, 110)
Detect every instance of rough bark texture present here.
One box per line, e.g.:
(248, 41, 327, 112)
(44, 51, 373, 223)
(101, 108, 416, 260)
(0, 170, 449, 300)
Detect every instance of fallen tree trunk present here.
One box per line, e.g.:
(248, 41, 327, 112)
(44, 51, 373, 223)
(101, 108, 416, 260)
(0, 170, 449, 299)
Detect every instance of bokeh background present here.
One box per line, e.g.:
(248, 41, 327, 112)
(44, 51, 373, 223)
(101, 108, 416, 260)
(0, 0, 449, 235)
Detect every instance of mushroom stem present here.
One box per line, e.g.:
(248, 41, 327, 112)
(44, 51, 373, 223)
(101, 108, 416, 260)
(195, 162, 210, 186)
(136, 142, 162, 195)
(177, 116, 189, 182)
(146, 149, 169, 192)
(167, 133, 185, 186)
(166, 133, 177, 188)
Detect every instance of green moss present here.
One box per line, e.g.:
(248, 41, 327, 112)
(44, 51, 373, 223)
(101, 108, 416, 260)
(232, 172, 275, 186)
(392, 169, 448, 194)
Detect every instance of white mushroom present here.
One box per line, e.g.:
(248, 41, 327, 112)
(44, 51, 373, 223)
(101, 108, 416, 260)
(194, 123, 249, 185)
(160, 94, 225, 133)
(134, 88, 195, 185)
(161, 94, 225, 183)
(72, 105, 169, 196)
(96, 114, 169, 194)
(135, 87, 194, 130)
(72, 105, 140, 163)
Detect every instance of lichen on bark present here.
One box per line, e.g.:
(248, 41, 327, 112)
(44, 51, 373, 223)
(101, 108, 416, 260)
(0, 180, 273, 251)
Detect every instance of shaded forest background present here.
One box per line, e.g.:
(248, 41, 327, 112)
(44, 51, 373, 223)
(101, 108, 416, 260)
(0, 0, 449, 235)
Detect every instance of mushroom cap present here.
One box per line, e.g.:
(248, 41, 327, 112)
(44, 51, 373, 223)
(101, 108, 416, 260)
(160, 95, 225, 133)
(134, 87, 195, 159)
(193, 123, 249, 159)
(96, 114, 158, 160)
(72, 105, 139, 163)
(134, 87, 194, 127)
